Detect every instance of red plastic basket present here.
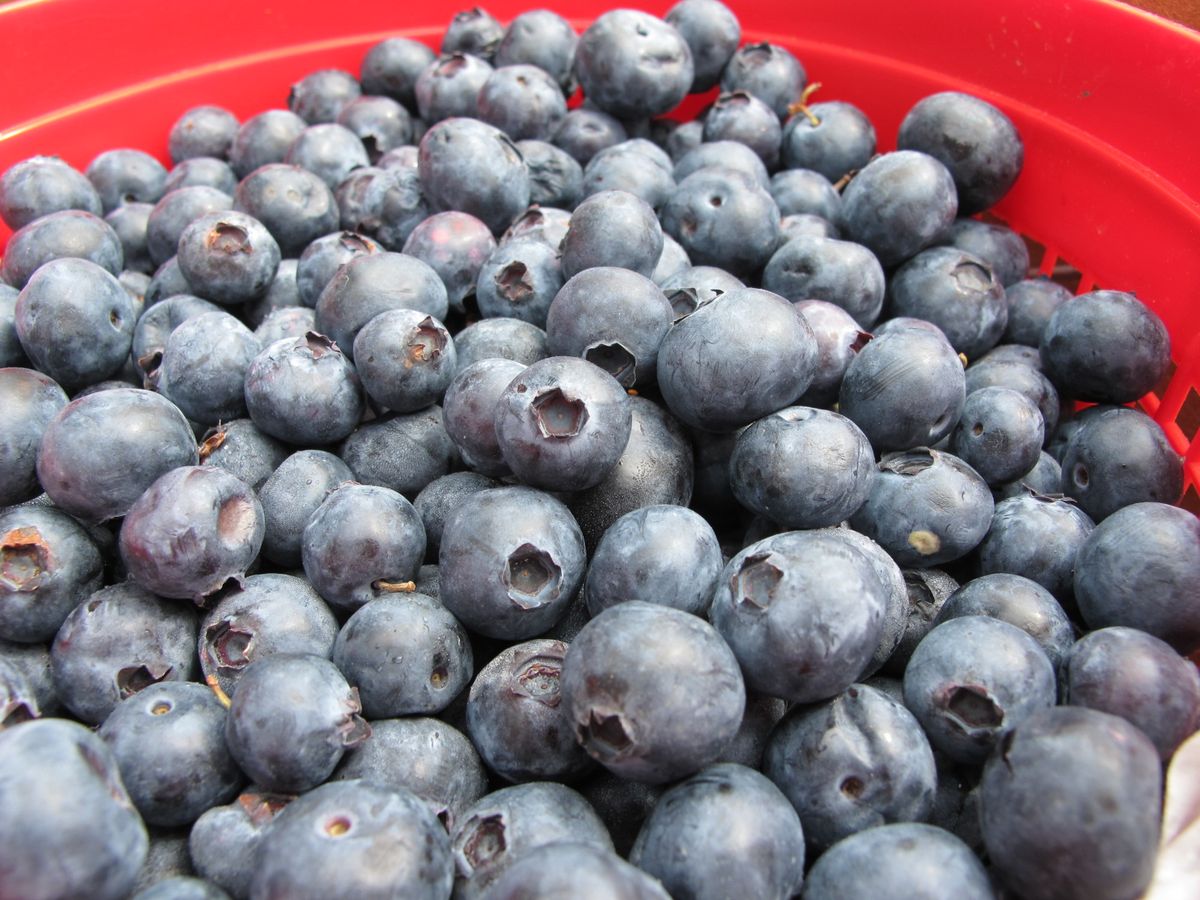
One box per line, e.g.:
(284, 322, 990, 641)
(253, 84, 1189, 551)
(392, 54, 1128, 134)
(2, 0, 1199, 508)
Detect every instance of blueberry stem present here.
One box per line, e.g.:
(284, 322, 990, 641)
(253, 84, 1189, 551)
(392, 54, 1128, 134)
(205, 673, 232, 709)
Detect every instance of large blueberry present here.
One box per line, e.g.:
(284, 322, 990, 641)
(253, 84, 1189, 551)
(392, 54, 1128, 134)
(977, 491, 1094, 602)
(0, 155, 103, 230)
(2, 209, 125, 288)
(719, 41, 805, 119)
(402, 211, 496, 314)
(474, 237, 563, 327)
(949, 385, 1043, 485)
(661, 168, 780, 277)
(0, 367, 67, 506)
(419, 117, 530, 234)
(793, 300, 871, 406)
(338, 404, 458, 498)
(353, 309, 456, 414)
(780, 100, 877, 182)
(154, 310, 260, 426)
(574, 10, 693, 119)
(176, 210, 280, 306)
(762, 234, 886, 327)
(233, 164, 338, 258)
(665, 0, 740, 93)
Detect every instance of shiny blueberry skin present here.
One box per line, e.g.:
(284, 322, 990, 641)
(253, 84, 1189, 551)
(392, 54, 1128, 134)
(454, 317, 548, 371)
(764, 683, 936, 852)
(419, 117, 531, 234)
(225, 653, 369, 793)
(451, 783, 613, 898)
(804, 823, 993, 900)
(314, 251, 448, 354)
(840, 150, 958, 267)
(904, 615, 1056, 765)
(898, 91, 1024, 215)
(792, 300, 870, 406)
(168, 105, 239, 163)
(439, 485, 585, 640)
(703, 91, 782, 168)
(0, 367, 68, 506)
(495, 10, 579, 91)
(662, 168, 781, 278)
(1073, 501, 1200, 655)
(442, 358, 526, 476)
(711, 529, 889, 704)
(851, 449, 994, 568)
(980, 707, 1161, 900)
(333, 592, 471, 718)
(360, 37, 437, 109)
(86, 148, 168, 213)
(494, 356, 632, 492)
(233, 164, 339, 258)
(949, 386, 1044, 485)
(665, 0, 740, 93)
(288, 68, 361, 124)
(244, 333, 364, 446)
(252, 779, 452, 900)
(119, 465, 263, 603)
(0, 718, 148, 900)
(0, 505, 103, 644)
(228, 110, 308, 178)
(1060, 406, 1183, 521)
(477, 64, 567, 142)
(338, 404, 459, 498)
(781, 100, 877, 182)
(977, 492, 1094, 602)
(99, 681, 242, 827)
(442, 7, 504, 61)
(353, 309, 456, 413)
(731, 406, 875, 528)
(657, 287, 816, 433)
(51, 580, 199, 724)
(333, 716, 488, 830)
(475, 237, 563, 327)
(36, 388, 198, 523)
(516, 142, 584, 209)
(466, 638, 594, 783)
(301, 482, 426, 612)
(561, 189, 663, 280)
(402, 210, 496, 313)
(839, 328, 966, 452)
(0, 155, 103, 230)
(153, 311, 259, 426)
(197, 418, 288, 492)
(719, 41, 805, 119)
(198, 573, 339, 697)
(585, 505, 721, 618)
(1065, 626, 1200, 761)
(563, 601, 745, 783)
(336, 95, 413, 162)
(1039, 289, 1171, 404)
(3, 208, 125, 290)
(582, 140, 676, 212)
(1003, 277, 1072, 346)
(574, 10, 694, 120)
(546, 266, 673, 389)
(631, 763, 804, 900)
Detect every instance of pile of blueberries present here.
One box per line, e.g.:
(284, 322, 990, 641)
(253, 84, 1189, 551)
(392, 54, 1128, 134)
(2, 2, 1199, 898)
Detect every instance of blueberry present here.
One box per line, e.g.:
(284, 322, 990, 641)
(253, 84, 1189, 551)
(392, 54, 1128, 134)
(703, 91, 782, 167)
(0, 284, 29, 366)
(1073, 501, 1200, 654)
(476, 64, 567, 142)
(1039, 289, 1171, 403)
(546, 267, 673, 389)
(360, 37, 437, 110)
(419, 116, 530, 234)
(481, 841, 669, 900)
(977, 492, 1094, 602)
(3, 208, 125, 289)
(659, 263, 744, 317)
(302, 482, 426, 613)
(439, 485, 585, 640)
(0, 367, 67, 506)
(552, 108, 628, 166)
(839, 327, 966, 452)
(333, 592, 471, 718)
(792, 300, 871, 406)
(781, 100, 877, 182)
(443, 357, 526, 476)
(235, 164, 340, 258)
(938, 217, 1029, 286)
(664, 0, 740, 93)
(252, 304, 314, 346)
(494, 10, 579, 92)
(850, 449, 993, 567)
(189, 789, 291, 898)
(145, 255, 196, 305)
(0, 156, 103, 230)
(673, 139, 769, 189)
(769, 168, 842, 221)
(964, 354, 1061, 439)
(903, 615, 1056, 764)
(284, 123, 370, 188)
(338, 404, 459, 497)
(561, 189, 663, 280)
(0, 718, 147, 900)
(251, 779, 452, 900)
(898, 91, 1024, 215)
(661, 168, 781, 277)
(1060, 406, 1182, 520)
(354, 309, 455, 413)
(168, 105, 239, 163)
(36, 388, 199, 523)
(1003, 277, 1072, 346)
(403, 210, 496, 313)
(442, 7, 505, 62)
(131, 877, 231, 900)
(197, 420, 285, 493)
(632, 763, 804, 900)
(568, 395, 695, 553)
(651, 232, 691, 284)
(51, 580, 198, 724)
(146, 186, 233, 268)
(804, 823, 992, 900)
(881, 568, 960, 677)
(162, 158, 238, 198)
(720, 41, 805, 119)
(288, 68, 361, 125)
(839, 150, 958, 267)
(228, 110, 308, 179)
(336, 95, 413, 162)
(225, 653, 369, 793)
(333, 716, 488, 829)
(574, 10, 694, 120)
(467, 638, 594, 783)
(515, 142, 584, 209)
(764, 683, 936, 852)
(153, 311, 260, 425)
(244, 333, 364, 446)
(980, 707, 1161, 900)
(994, 450, 1062, 500)
(0, 505, 103, 645)
(453, 317, 548, 371)
(657, 287, 816, 432)
(414, 472, 501, 554)
(501, 205, 573, 251)
(106, 202, 156, 274)
(451, 783, 613, 897)
(949, 385, 1043, 485)
(585, 505, 721, 618)
(86, 149, 168, 213)
(780, 211, 839, 240)
(581, 143, 676, 212)
(474, 237, 563, 327)
(198, 573, 339, 697)
(99, 682, 241, 827)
